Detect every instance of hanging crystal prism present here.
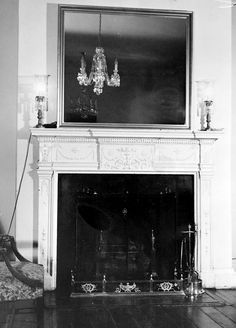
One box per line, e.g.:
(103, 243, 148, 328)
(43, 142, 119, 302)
(77, 52, 89, 86)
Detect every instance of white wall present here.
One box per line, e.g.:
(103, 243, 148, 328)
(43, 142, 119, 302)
(17, 0, 47, 259)
(0, 0, 18, 235)
(17, 0, 235, 283)
(232, 6, 236, 271)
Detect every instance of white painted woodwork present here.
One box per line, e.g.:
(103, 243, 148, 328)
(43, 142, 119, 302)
(31, 127, 236, 290)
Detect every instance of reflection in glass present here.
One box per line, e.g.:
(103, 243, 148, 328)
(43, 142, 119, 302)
(60, 7, 191, 126)
(57, 174, 194, 293)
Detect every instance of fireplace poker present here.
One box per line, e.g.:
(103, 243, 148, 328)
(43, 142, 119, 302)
(181, 224, 195, 277)
(180, 239, 184, 279)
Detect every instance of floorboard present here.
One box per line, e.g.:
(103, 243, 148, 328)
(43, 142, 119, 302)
(108, 306, 144, 328)
(184, 307, 223, 328)
(201, 306, 236, 328)
(161, 307, 199, 328)
(217, 306, 236, 324)
(125, 306, 152, 328)
(133, 305, 180, 328)
(214, 290, 236, 306)
(86, 307, 118, 328)
(58, 308, 93, 328)
(0, 290, 236, 328)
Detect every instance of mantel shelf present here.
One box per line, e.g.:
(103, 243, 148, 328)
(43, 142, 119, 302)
(31, 127, 223, 141)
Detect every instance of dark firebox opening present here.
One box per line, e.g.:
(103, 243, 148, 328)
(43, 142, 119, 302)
(57, 174, 194, 295)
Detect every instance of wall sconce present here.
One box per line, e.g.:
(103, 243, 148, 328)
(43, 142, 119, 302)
(34, 75, 49, 128)
(196, 80, 215, 131)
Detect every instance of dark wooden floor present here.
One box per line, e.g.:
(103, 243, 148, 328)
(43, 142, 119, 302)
(1, 290, 236, 327)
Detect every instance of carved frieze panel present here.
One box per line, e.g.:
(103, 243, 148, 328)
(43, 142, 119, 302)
(100, 141, 200, 171)
(54, 142, 97, 163)
(154, 143, 199, 164)
(38, 137, 98, 165)
(36, 134, 217, 173)
(100, 144, 154, 171)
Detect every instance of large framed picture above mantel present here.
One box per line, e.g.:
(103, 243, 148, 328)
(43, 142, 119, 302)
(58, 5, 192, 129)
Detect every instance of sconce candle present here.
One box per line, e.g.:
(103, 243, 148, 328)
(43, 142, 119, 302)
(114, 58, 118, 71)
(204, 100, 213, 131)
(81, 53, 86, 70)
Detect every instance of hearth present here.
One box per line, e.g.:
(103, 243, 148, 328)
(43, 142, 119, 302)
(57, 174, 194, 295)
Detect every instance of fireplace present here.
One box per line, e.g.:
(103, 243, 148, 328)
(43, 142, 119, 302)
(31, 127, 228, 290)
(57, 173, 194, 293)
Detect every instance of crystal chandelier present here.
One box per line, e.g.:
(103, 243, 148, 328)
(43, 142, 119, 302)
(77, 13, 120, 95)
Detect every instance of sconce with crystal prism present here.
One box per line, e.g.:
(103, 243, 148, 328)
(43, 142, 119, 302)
(196, 80, 214, 131)
(34, 75, 49, 128)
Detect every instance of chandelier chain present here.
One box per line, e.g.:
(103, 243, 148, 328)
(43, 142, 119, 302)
(98, 13, 102, 46)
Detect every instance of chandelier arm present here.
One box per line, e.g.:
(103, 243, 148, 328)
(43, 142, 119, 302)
(105, 73, 111, 85)
(88, 56, 97, 84)
(88, 71, 94, 84)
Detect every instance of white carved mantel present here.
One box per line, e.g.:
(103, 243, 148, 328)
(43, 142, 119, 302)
(31, 127, 236, 290)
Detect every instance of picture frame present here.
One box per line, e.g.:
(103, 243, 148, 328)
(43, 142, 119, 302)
(58, 5, 192, 129)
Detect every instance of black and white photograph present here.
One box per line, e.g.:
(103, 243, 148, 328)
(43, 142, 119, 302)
(0, 0, 236, 327)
